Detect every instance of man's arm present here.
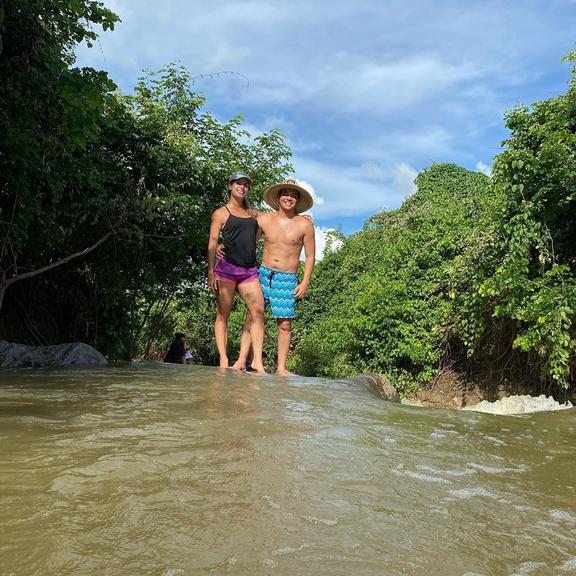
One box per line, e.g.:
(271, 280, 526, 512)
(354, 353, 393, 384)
(294, 219, 316, 299)
(255, 212, 270, 243)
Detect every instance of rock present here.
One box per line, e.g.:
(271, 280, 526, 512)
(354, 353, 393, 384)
(348, 373, 400, 402)
(0, 341, 107, 368)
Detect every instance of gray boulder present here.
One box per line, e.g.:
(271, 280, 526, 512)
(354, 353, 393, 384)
(347, 373, 400, 402)
(0, 341, 107, 368)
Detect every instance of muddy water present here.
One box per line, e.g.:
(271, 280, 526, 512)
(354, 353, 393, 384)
(0, 364, 575, 576)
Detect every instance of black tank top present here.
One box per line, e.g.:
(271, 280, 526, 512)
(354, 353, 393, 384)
(221, 206, 258, 268)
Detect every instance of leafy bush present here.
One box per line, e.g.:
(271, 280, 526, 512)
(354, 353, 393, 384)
(291, 164, 496, 393)
(292, 54, 576, 393)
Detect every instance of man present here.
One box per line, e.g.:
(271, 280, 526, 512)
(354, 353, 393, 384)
(231, 178, 316, 375)
(163, 332, 187, 364)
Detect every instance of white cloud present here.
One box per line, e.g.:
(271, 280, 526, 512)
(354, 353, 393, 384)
(312, 227, 343, 261)
(394, 163, 418, 197)
(205, 43, 252, 70)
(76, 1, 515, 116)
(362, 162, 387, 180)
(318, 55, 481, 115)
(476, 161, 492, 176)
(292, 156, 389, 218)
(292, 156, 420, 219)
(298, 180, 325, 206)
(361, 161, 418, 198)
(74, 0, 572, 231)
(355, 126, 456, 161)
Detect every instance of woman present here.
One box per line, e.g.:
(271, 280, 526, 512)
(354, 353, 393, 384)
(207, 172, 266, 373)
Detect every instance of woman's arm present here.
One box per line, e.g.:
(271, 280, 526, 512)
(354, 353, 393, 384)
(207, 210, 223, 292)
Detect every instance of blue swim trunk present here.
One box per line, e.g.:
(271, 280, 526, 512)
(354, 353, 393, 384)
(259, 265, 298, 319)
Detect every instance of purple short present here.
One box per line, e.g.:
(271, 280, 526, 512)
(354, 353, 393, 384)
(214, 258, 259, 286)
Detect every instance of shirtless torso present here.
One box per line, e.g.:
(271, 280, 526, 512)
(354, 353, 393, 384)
(257, 211, 314, 274)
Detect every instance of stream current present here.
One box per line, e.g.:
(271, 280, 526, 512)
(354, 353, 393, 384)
(0, 364, 575, 575)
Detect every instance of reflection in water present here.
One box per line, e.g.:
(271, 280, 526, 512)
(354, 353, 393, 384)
(206, 371, 263, 419)
(0, 364, 575, 576)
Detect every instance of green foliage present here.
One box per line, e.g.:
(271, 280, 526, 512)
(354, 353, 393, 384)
(0, 1, 292, 359)
(293, 54, 576, 393)
(291, 164, 496, 393)
(1, 0, 133, 346)
(0, 1, 122, 261)
(455, 54, 576, 388)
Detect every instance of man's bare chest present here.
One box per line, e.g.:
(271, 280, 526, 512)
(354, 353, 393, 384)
(262, 222, 304, 245)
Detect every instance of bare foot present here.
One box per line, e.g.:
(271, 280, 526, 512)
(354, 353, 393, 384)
(219, 359, 229, 368)
(231, 359, 246, 371)
(276, 369, 293, 376)
(250, 363, 267, 374)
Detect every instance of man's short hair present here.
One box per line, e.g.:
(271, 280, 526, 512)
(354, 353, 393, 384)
(175, 332, 186, 339)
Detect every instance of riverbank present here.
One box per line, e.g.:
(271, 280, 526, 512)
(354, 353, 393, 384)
(412, 367, 576, 410)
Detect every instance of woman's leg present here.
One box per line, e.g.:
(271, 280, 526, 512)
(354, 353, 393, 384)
(214, 282, 236, 367)
(231, 312, 252, 370)
(237, 280, 266, 373)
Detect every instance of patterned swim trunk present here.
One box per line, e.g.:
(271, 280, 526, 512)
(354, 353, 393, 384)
(259, 265, 298, 319)
(215, 258, 259, 286)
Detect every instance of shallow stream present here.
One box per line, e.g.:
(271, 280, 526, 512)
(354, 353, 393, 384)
(1, 364, 575, 575)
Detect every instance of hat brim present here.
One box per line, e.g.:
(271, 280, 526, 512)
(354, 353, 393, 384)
(264, 182, 314, 214)
(229, 173, 252, 184)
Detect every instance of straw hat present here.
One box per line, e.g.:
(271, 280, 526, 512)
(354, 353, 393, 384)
(264, 178, 314, 214)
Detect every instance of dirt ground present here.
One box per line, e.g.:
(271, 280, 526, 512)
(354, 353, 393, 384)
(414, 369, 483, 409)
(413, 367, 575, 409)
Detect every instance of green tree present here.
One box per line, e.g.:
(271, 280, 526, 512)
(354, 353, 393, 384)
(291, 164, 496, 393)
(456, 53, 576, 389)
(0, 1, 293, 360)
(0, 0, 122, 311)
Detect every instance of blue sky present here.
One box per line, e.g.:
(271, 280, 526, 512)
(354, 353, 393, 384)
(76, 0, 575, 251)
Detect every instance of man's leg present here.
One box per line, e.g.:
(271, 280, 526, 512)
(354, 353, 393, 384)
(237, 281, 266, 373)
(214, 282, 236, 368)
(231, 312, 252, 370)
(276, 318, 292, 376)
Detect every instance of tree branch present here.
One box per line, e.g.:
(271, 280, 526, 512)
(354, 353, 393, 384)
(0, 222, 121, 311)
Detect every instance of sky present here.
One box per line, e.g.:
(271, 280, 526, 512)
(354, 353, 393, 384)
(76, 0, 575, 255)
